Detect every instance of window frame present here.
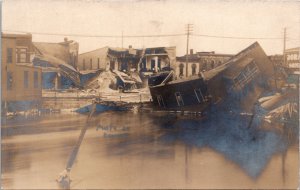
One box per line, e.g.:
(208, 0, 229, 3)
(175, 92, 184, 106)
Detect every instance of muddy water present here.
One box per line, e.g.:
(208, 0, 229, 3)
(1, 111, 299, 189)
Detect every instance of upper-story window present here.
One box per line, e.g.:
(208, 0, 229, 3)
(16, 47, 28, 63)
(90, 58, 93, 69)
(97, 58, 100, 69)
(7, 48, 13, 64)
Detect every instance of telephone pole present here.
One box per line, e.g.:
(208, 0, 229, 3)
(283, 27, 286, 67)
(185, 24, 193, 77)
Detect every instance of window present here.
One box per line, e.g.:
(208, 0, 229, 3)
(194, 89, 204, 103)
(7, 48, 13, 64)
(97, 58, 100, 69)
(83, 59, 85, 70)
(233, 61, 259, 88)
(157, 95, 165, 107)
(192, 64, 197, 75)
(24, 71, 29, 88)
(175, 92, 184, 106)
(16, 48, 28, 63)
(158, 59, 161, 70)
(179, 63, 184, 76)
(151, 59, 156, 71)
(90, 58, 93, 69)
(7, 72, 13, 90)
(34, 71, 38, 88)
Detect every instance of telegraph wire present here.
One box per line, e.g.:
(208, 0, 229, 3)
(2, 29, 288, 40)
(192, 33, 283, 40)
(2, 30, 185, 38)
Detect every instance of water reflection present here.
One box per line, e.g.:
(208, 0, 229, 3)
(1, 110, 298, 189)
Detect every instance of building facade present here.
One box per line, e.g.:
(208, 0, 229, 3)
(175, 50, 233, 78)
(78, 47, 121, 72)
(78, 46, 176, 74)
(2, 33, 42, 113)
(284, 47, 300, 73)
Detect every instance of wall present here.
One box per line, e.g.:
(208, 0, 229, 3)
(78, 47, 110, 71)
(175, 54, 232, 78)
(2, 35, 42, 104)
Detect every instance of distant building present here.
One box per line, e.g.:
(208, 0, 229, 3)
(284, 47, 300, 73)
(78, 46, 176, 73)
(1, 33, 42, 113)
(78, 46, 135, 72)
(175, 50, 233, 78)
(33, 38, 80, 89)
(268, 54, 283, 67)
(139, 47, 176, 73)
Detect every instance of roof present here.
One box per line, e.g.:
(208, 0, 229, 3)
(33, 42, 69, 60)
(34, 53, 77, 72)
(285, 47, 300, 53)
(2, 32, 32, 39)
(201, 42, 265, 81)
(79, 46, 128, 56)
(223, 58, 254, 79)
(177, 52, 233, 62)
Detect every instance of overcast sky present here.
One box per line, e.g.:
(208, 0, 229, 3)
(3, 0, 300, 56)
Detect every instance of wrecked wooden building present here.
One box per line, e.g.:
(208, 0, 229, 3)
(148, 42, 276, 112)
(205, 42, 276, 111)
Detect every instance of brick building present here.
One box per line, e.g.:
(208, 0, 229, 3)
(175, 50, 233, 78)
(2, 33, 42, 113)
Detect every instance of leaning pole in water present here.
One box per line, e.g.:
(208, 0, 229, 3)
(56, 103, 97, 189)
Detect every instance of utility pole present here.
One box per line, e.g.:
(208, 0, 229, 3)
(283, 27, 286, 67)
(185, 24, 193, 77)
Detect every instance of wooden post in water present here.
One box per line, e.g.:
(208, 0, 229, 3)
(56, 103, 97, 189)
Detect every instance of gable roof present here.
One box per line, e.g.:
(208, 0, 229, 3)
(203, 41, 273, 81)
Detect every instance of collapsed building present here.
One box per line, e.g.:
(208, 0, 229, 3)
(205, 42, 276, 111)
(78, 46, 176, 90)
(148, 42, 277, 112)
(33, 38, 81, 89)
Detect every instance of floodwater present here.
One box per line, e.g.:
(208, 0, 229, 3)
(1, 111, 299, 189)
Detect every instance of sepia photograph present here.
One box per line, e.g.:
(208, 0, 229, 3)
(1, 0, 299, 189)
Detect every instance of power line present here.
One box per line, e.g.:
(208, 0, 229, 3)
(2, 30, 185, 38)
(192, 33, 282, 40)
(3, 29, 284, 40)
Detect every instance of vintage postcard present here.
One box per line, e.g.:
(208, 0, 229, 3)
(1, 0, 299, 189)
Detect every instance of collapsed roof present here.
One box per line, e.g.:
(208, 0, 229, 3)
(33, 42, 81, 86)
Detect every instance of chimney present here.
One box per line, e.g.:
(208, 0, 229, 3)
(64, 37, 68, 42)
(129, 45, 132, 49)
(190, 49, 194, 55)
